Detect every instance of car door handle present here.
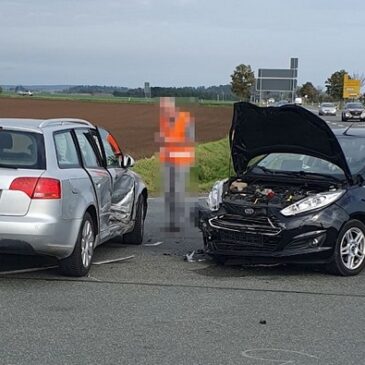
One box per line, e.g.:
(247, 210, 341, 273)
(72, 189, 79, 194)
(96, 183, 101, 188)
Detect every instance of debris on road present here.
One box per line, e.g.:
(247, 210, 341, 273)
(144, 241, 163, 247)
(92, 255, 135, 265)
(259, 320, 267, 325)
(185, 251, 196, 262)
(184, 249, 207, 263)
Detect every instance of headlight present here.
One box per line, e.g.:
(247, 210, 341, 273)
(361, 111, 365, 118)
(345, 112, 351, 117)
(280, 190, 344, 216)
(207, 180, 225, 211)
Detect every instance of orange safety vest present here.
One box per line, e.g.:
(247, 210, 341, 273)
(159, 111, 195, 166)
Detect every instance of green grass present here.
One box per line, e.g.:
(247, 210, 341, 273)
(133, 137, 232, 194)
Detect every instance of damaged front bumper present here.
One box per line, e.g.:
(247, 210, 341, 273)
(196, 200, 349, 264)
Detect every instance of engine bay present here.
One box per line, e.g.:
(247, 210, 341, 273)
(224, 177, 340, 208)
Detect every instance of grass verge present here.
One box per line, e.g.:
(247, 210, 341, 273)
(133, 137, 232, 194)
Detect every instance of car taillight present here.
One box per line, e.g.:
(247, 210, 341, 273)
(10, 177, 61, 199)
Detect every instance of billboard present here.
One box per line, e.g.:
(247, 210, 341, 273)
(343, 74, 361, 99)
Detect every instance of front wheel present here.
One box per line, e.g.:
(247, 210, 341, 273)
(327, 220, 365, 276)
(123, 196, 146, 245)
(60, 212, 95, 277)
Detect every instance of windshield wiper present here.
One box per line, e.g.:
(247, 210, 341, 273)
(250, 165, 274, 174)
(278, 170, 342, 182)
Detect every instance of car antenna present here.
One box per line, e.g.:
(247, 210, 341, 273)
(343, 122, 355, 136)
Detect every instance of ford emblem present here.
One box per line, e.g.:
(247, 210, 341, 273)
(244, 208, 255, 215)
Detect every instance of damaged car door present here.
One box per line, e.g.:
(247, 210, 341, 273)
(97, 128, 136, 237)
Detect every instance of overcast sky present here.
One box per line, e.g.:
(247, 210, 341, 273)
(1, 0, 365, 88)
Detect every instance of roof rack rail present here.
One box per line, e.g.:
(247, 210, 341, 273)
(39, 118, 94, 128)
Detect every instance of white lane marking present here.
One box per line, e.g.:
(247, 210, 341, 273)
(241, 348, 318, 364)
(0, 266, 58, 275)
(143, 241, 163, 247)
(92, 255, 135, 265)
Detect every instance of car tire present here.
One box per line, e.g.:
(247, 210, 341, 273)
(327, 220, 365, 276)
(59, 212, 95, 277)
(123, 196, 145, 245)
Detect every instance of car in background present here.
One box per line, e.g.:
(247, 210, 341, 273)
(319, 102, 337, 116)
(0, 118, 147, 277)
(294, 97, 303, 105)
(273, 100, 290, 107)
(198, 102, 365, 276)
(342, 102, 365, 122)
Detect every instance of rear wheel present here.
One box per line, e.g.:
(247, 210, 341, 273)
(327, 220, 365, 276)
(60, 212, 95, 277)
(123, 196, 145, 245)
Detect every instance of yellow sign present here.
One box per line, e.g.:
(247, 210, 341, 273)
(343, 74, 361, 99)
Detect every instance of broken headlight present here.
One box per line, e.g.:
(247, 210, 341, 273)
(207, 180, 225, 211)
(280, 190, 344, 216)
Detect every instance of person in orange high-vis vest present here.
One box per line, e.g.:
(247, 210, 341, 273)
(159, 97, 195, 232)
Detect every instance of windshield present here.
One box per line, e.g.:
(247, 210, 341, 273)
(251, 153, 344, 178)
(346, 103, 363, 109)
(321, 103, 335, 107)
(337, 135, 365, 174)
(249, 136, 365, 178)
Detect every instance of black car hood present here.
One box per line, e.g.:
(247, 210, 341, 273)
(229, 102, 352, 181)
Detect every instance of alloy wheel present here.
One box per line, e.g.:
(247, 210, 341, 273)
(340, 227, 365, 270)
(80, 220, 94, 268)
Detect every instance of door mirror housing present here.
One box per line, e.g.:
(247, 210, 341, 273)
(121, 154, 135, 168)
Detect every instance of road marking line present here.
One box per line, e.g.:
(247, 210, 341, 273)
(0, 266, 58, 275)
(92, 255, 135, 265)
(143, 241, 163, 247)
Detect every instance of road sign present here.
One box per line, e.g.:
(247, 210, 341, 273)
(343, 74, 361, 99)
(255, 58, 298, 103)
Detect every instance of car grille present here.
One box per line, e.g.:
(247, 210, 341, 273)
(208, 214, 282, 253)
(350, 110, 362, 116)
(215, 231, 280, 253)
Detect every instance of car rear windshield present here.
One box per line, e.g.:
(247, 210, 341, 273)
(0, 130, 45, 169)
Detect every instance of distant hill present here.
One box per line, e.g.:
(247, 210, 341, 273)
(2, 85, 74, 92)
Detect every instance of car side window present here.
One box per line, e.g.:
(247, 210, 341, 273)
(75, 129, 102, 168)
(54, 131, 80, 169)
(99, 128, 123, 168)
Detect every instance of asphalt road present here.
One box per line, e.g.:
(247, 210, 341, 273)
(1, 111, 365, 365)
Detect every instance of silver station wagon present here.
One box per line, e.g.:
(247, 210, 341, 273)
(0, 118, 147, 276)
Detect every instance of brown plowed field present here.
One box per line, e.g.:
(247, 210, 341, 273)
(0, 98, 233, 159)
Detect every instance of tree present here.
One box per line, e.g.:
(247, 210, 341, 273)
(298, 82, 318, 102)
(230, 64, 255, 101)
(325, 69, 348, 100)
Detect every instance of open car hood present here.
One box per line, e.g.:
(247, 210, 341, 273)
(229, 102, 352, 182)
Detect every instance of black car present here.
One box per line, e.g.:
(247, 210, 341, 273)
(342, 102, 365, 122)
(198, 102, 365, 276)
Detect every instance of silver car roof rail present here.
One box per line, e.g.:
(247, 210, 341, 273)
(39, 118, 94, 128)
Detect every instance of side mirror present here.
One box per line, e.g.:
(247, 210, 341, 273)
(122, 154, 135, 168)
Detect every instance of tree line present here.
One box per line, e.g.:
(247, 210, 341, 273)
(229, 64, 365, 102)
